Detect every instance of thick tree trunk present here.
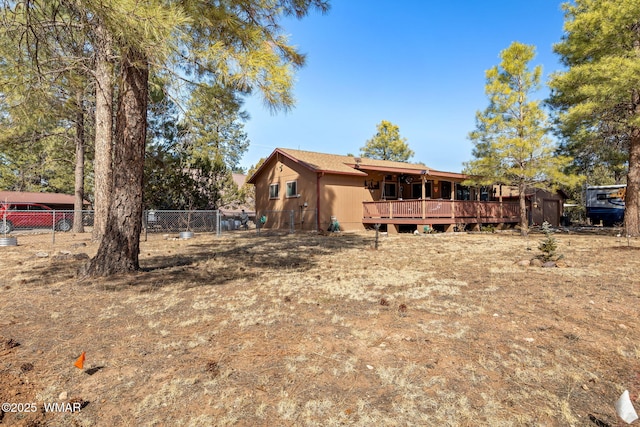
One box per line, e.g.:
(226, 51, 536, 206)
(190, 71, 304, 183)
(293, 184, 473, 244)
(519, 182, 528, 236)
(82, 48, 148, 277)
(92, 21, 114, 241)
(625, 129, 640, 236)
(73, 90, 85, 233)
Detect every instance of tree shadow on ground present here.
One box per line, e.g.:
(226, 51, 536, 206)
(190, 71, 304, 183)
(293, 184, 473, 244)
(82, 232, 376, 291)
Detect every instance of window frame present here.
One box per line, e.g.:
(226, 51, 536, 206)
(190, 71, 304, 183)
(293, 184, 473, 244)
(269, 183, 280, 199)
(383, 182, 397, 199)
(286, 180, 298, 198)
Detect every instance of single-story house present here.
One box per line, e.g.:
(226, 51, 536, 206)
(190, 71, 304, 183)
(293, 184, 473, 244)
(0, 191, 90, 210)
(247, 148, 522, 233)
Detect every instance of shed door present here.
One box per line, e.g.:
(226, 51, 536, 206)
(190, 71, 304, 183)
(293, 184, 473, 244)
(542, 199, 560, 226)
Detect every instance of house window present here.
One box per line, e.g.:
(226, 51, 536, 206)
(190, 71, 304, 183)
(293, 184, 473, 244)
(286, 180, 298, 198)
(411, 183, 422, 199)
(456, 184, 471, 200)
(480, 186, 490, 201)
(383, 183, 397, 199)
(441, 181, 452, 199)
(269, 183, 279, 199)
(411, 182, 433, 198)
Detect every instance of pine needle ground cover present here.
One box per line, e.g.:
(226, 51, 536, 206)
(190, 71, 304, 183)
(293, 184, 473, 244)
(1, 230, 638, 426)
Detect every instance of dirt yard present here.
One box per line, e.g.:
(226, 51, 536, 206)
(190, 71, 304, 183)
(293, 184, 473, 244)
(0, 229, 638, 426)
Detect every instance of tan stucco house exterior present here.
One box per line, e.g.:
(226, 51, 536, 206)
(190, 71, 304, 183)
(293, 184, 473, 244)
(248, 148, 521, 233)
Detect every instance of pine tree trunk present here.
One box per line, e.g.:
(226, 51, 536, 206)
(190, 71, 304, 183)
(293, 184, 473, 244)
(625, 129, 640, 236)
(82, 48, 148, 276)
(73, 90, 85, 233)
(625, 83, 640, 236)
(92, 21, 114, 241)
(519, 182, 528, 236)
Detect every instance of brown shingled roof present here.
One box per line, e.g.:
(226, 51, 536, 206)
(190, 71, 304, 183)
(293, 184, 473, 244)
(248, 148, 466, 183)
(279, 148, 431, 173)
(277, 148, 369, 175)
(0, 191, 88, 205)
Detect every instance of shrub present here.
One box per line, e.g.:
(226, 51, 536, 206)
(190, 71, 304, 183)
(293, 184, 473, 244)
(538, 221, 559, 261)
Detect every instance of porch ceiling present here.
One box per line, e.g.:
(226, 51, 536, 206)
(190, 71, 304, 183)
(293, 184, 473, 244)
(356, 165, 467, 181)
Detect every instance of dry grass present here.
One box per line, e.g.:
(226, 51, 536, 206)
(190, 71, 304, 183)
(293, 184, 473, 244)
(0, 229, 639, 426)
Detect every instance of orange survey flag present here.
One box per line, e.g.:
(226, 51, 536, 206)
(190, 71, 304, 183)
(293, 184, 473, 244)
(74, 351, 86, 369)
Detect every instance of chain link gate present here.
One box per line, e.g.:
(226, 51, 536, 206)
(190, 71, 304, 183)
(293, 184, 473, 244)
(255, 209, 318, 234)
(256, 210, 295, 234)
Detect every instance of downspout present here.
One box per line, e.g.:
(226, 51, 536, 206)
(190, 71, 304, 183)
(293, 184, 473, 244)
(316, 172, 323, 231)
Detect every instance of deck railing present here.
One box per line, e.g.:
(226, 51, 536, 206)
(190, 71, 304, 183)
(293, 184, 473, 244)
(363, 199, 520, 222)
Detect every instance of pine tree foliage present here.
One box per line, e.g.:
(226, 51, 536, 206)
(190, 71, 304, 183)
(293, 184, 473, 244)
(0, 1, 93, 195)
(1, 0, 331, 275)
(548, 0, 640, 235)
(183, 84, 250, 169)
(464, 42, 577, 235)
(360, 120, 414, 162)
(538, 221, 559, 262)
(144, 80, 248, 210)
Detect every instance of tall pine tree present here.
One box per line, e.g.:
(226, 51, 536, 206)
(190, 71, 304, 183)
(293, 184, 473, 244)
(548, 0, 640, 235)
(83, 0, 329, 276)
(464, 42, 575, 236)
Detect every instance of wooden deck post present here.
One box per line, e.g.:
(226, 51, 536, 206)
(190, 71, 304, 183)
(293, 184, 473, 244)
(421, 175, 426, 219)
(499, 186, 503, 222)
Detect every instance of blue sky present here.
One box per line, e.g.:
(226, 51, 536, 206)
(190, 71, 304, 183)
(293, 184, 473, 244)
(240, 1, 567, 173)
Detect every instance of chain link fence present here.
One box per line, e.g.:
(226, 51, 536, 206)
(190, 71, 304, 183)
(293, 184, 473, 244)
(1, 208, 75, 235)
(143, 210, 219, 233)
(256, 209, 318, 234)
(1, 208, 319, 247)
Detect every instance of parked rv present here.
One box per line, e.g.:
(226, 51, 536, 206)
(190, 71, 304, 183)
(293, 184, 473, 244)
(585, 185, 625, 226)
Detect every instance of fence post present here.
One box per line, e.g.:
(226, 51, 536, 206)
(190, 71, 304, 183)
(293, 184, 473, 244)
(216, 210, 221, 237)
(52, 210, 56, 245)
(314, 208, 318, 232)
(290, 210, 295, 233)
(143, 210, 148, 242)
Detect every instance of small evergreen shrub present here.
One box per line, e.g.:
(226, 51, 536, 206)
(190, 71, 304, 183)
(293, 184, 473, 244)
(538, 221, 560, 261)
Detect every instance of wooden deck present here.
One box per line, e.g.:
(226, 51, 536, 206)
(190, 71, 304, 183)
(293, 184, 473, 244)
(362, 199, 520, 225)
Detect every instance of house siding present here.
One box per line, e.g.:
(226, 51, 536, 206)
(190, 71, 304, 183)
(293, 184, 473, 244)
(530, 190, 564, 226)
(497, 187, 565, 226)
(319, 174, 369, 231)
(254, 155, 319, 231)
